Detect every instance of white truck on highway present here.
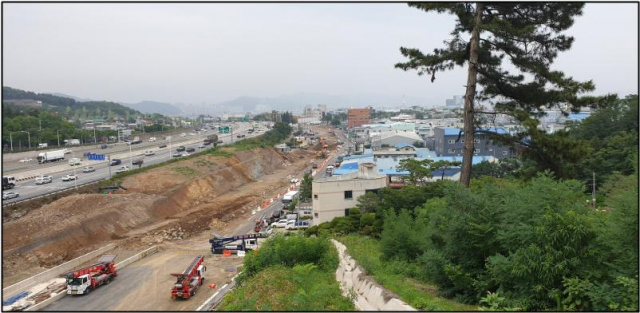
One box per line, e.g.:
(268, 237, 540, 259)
(64, 139, 81, 145)
(37, 149, 66, 164)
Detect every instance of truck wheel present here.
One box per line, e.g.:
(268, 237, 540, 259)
(85, 287, 91, 295)
(105, 278, 111, 285)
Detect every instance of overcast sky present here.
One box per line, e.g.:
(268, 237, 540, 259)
(3, 3, 638, 105)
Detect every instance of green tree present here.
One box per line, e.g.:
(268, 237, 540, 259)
(299, 172, 313, 202)
(397, 158, 435, 185)
(396, 3, 612, 187)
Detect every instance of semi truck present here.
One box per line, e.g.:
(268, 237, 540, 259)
(209, 233, 268, 254)
(2, 176, 16, 190)
(37, 149, 66, 164)
(170, 255, 206, 300)
(204, 134, 219, 146)
(66, 255, 118, 295)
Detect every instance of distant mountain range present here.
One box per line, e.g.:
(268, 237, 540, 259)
(40, 90, 436, 117)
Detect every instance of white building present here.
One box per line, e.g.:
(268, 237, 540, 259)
(312, 163, 387, 224)
(375, 131, 424, 148)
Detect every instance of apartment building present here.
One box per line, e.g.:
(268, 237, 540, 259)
(347, 108, 371, 128)
(312, 163, 387, 224)
(433, 127, 514, 158)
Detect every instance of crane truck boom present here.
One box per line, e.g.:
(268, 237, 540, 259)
(170, 255, 206, 299)
(209, 233, 268, 254)
(66, 255, 117, 295)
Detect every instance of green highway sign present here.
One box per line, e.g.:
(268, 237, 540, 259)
(218, 126, 230, 134)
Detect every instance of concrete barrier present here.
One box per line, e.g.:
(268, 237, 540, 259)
(115, 246, 159, 269)
(23, 245, 159, 311)
(331, 240, 416, 311)
(3, 244, 116, 300)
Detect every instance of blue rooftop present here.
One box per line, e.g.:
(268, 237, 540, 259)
(568, 112, 590, 121)
(395, 143, 415, 149)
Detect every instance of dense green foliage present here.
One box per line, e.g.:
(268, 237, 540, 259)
(221, 234, 353, 311)
(298, 172, 313, 202)
(339, 235, 477, 311)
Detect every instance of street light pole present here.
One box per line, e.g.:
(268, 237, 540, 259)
(129, 142, 133, 168)
(9, 132, 13, 152)
(72, 150, 77, 190)
(25, 131, 31, 150)
(169, 136, 172, 161)
(57, 130, 61, 147)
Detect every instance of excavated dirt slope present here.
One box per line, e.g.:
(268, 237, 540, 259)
(3, 147, 314, 285)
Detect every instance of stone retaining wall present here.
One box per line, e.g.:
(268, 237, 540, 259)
(331, 239, 416, 311)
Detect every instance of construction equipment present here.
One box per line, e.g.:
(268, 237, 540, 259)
(209, 233, 268, 254)
(65, 255, 118, 295)
(170, 255, 206, 300)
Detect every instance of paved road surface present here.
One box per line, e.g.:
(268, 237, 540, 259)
(2, 125, 259, 205)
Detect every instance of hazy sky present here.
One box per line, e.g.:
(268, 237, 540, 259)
(3, 3, 638, 105)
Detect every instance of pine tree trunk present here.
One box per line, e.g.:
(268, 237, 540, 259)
(459, 2, 483, 187)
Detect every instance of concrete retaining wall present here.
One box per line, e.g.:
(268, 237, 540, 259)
(24, 245, 160, 311)
(3, 244, 116, 300)
(331, 239, 416, 311)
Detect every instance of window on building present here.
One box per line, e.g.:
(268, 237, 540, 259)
(314, 194, 318, 200)
(314, 212, 318, 218)
(502, 151, 508, 156)
(344, 190, 353, 200)
(448, 149, 455, 153)
(344, 209, 350, 217)
(448, 139, 456, 144)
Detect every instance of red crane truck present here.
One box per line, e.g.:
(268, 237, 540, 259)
(65, 255, 118, 295)
(170, 255, 207, 300)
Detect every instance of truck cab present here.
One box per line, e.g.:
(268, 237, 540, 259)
(67, 274, 92, 295)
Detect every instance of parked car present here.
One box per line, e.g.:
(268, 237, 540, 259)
(61, 174, 78, 181)
(115, 166, 129, 173)
(82, 166, 95, 173)
(259, 226, 274, 235)
(285, 220, 297, 230)
(35, 175, 53, 185)
(186, 147, 195, 153)
(159, 144, 167, 149)
(2, 191, 19, 200)
(110, 159, 122, 166)
(271, 219, 289, 228)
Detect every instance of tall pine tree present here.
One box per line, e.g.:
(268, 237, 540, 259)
(396, 3, 614, 186)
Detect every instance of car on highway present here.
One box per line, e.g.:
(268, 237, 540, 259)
(186, 147, 195, 153)
(82, 166, 95, 173)
(159, 145, 167, 149)
(182, 152, 191, 157)
(2, 191, 19, 200)
(290, 178, 300, 183)
(149, 137, 156, 142)
(61, 174, 78, 181)
(198, 144, 206, 149)
(110, 159, 122, 166)
(101, 144, 109, 149)
(165, 136, 172, 140)
(216, 140, 223, 144)
(271, 219, 289, 228)
(115, 166, 130, 174)
(19, 158, 33, 163)
(35, 175, 53, 185)
(132, 159, 144, 166)
(176, 146, 186, 152)
(144, 150, 155, 156)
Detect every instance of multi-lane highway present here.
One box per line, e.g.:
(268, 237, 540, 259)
(2, 123, 261, 205)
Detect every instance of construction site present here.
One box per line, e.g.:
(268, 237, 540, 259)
(2, 125, 342, 311)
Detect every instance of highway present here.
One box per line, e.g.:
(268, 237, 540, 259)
(2, 123, 260, 205)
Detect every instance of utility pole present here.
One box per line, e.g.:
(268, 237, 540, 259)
(230, 126, 234, 144)
(57, 130, 61, 147)
(108, 155, 112, 179)
(592, 172, 596, 209)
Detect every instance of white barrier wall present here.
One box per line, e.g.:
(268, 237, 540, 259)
(331, 239, 416, 311)
(3, 244, 116, 300)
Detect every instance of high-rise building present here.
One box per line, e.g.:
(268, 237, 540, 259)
(347, 108, 371, 128)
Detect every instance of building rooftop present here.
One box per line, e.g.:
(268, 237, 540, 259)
(315, 163, 385, 183)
